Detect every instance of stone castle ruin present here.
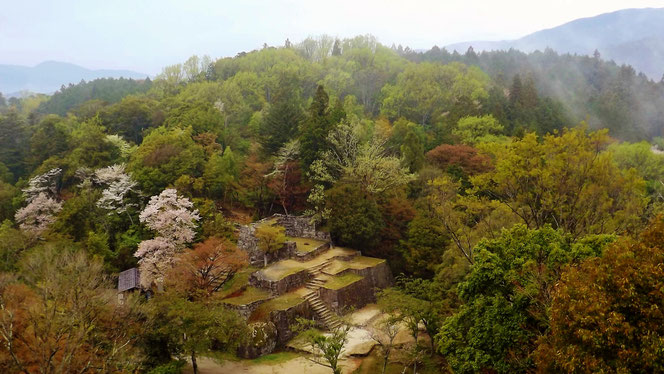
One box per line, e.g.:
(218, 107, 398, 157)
(225, 214, 393, 357)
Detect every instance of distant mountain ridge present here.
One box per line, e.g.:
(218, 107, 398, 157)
(0, 61, 148, 96)
(446, 8, 664, 79)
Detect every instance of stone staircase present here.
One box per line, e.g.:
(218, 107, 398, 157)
(303, 291, 342, 330)
(309, 259, 333, 277)
(302, 259, 342, 329)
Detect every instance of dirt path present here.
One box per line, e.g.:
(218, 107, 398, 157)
(184, 356, 362, 374)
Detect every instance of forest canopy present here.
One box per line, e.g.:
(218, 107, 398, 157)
(2, 35, 664, 373)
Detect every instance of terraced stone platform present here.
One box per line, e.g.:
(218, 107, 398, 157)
(223, 215, 393, 357)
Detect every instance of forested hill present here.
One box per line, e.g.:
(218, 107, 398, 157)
(446, 7, 664, 79)
(0, 60, 148, 95)
(3, 35, 664, 373)
(24, 35, 664, 142)
(401, 46, 664, 140)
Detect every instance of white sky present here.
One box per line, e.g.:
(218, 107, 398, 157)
(1, 0, 662, 74)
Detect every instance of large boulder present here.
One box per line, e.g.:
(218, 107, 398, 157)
(236, 322, 278, 359)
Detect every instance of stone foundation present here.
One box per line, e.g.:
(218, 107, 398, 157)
(319, 262, 393, 313)
(237, 214, 332, 267)
(294, 242, 330, 262)
(249, 268, 312, 295)
(274, 214, 331, 241)
(223, 297, 271, 319)
(269, 301, 315, 346)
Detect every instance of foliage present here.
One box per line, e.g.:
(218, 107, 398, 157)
(255, 224, 286, 267)
(453, 114, 505, 145)
(327, 182, 384, 250)
(473, 127, 647, 238)
(166, 237, 247, 300)
(129, 126, 205, 195)
(0, 248, 143, 373)
(146, 292, 248, 374)
(536, 216, 664, 373)
(136, 189, 200, 288)
(14, 193, 63, 237)
(437, 225, 614, 373)
(293, 318, 351, 374)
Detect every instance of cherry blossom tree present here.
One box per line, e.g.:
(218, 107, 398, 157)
(14, 193, 63, 236)
(23, 168, 62, 202)
(135, 189, 200, 288)
(94, 164, 140, 221)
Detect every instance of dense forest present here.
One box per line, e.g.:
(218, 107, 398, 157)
(2, 35, 664, 373)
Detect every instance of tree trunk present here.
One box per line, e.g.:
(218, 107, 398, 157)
(382, 351, 389, 374)
(191, 350, 198, 374)
(264, 254, 268, 268)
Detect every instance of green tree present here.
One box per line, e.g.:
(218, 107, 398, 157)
(259, 92, 303, 155)
(381, 62, 489, 126)
(0, 220, 26, 272)
(437, 225, 613, 373)
(327, 183, 384, 250)
(536, 215, 664, 373)
(148, 293, 247, 374)
(400, 128, 425, 172)
(300, 85, 333, 170)
(293, 318, 350, 374)
(255, 224, 286, 267)
(472, 127, 647, 239)
(453, 114, 505, 145)
(401, 209, 448, 277)
(129, 126, 205, 195)
(0, 111, 29, 179)
(203, 146, 238, 202)
(29, 115, 70, 168)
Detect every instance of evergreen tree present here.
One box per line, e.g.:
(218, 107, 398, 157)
(300, 85, 332, 170)
(332, 39, 342, 56)
(0, 111, 29, 179)
(259, 92, 303, 155)
(400, 129, 424, 172)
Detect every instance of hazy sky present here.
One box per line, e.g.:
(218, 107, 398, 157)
(1, 0, 663, 74)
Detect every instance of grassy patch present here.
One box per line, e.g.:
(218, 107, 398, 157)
(325, 260, 351, 275)
(323, 273, 364, 290)
(260, 260, 307, 281)
(217, 266, 256, 299)
(349, 256, 385, 269)
(250, 293, 304, 321)
(222, 286, 270, 305)
(256, 217, 280, 229)
(250, 351, 299, 365)
(288, 237, 326, 253)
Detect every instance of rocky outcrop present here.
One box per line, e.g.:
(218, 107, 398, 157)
(237, 322, 278, 358)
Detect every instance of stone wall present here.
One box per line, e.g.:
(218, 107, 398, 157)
(237, 214, 330, 267)
(249, 268, 312, 295)
(319, 262, 393, 313)
(274, 214, 331, 241)
(237, 225, 297, 267)
(349, 262, 393, 290)
(223, 297, 271, 319)
(269, 301, 315, 346)
(293, 242, 330, 262)
(319, 276, 374, 313)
